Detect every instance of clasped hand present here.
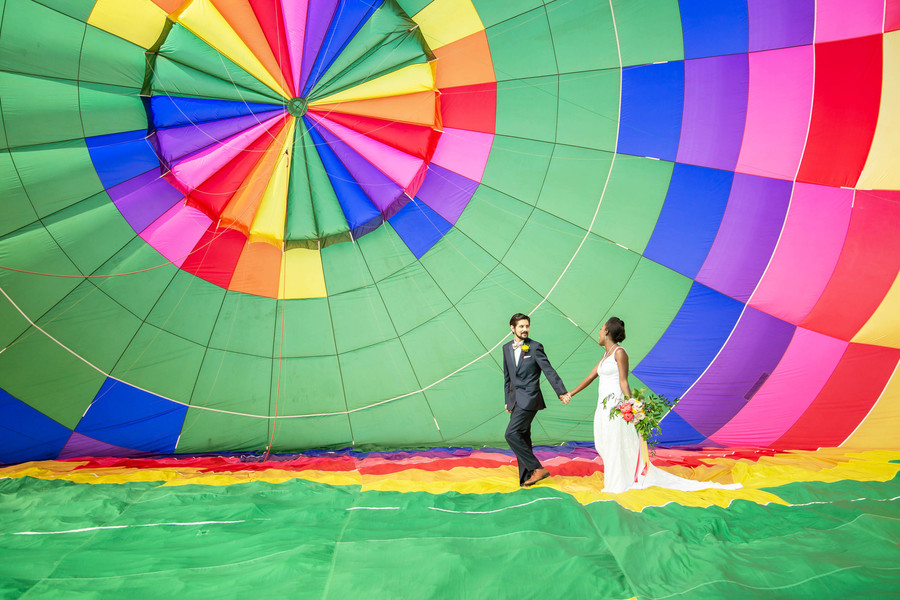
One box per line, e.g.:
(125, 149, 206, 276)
(559, 392, 571, 405)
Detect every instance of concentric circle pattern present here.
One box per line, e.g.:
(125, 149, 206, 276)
(1, 0, 899, 464)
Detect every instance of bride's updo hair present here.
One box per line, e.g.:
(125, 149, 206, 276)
(605, 317, 626, 343)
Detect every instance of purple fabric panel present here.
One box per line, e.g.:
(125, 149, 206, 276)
(310, 121, 403, 213)
(676, 54, 749, 171)
(748, 0, 815, 52)
(415, 164, 478, 225)
(111, 173, 184, 233)
(695, 173, 792, 302)
(58, 432, 143, 460)
(675, 307, 795, 437)
(156, 112, 280, 164)
(299, 0, 341, 93)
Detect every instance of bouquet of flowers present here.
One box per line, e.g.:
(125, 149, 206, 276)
(602, 388, 679, 450)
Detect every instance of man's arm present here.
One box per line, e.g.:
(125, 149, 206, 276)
(532, 342, 567, 397)
(502, 347, 513, 412)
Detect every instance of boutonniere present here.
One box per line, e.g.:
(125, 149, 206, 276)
(522, 344, 529, 352)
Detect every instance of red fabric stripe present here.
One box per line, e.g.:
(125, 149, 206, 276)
(306, 110, 441, 160)
(796, 35, 882, 187)
(887, 0, 900, 32)
(800, 191, 900, 340)
(774, 343, 900, 450)
(440, 82, 497, 134)
(249, 0, 295, 96)
(181, 226, 247, 288)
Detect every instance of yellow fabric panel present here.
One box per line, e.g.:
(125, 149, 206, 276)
(249, 121, 295, 247)
(310, 62, 437, 105)
(88, 0, 169, 49)
(852, 269, 900, 348)
(841, 363, 900, 450)
(177, 0, 289, 98)
(412, 0, 484, 50)
(279, 247, 327, 299)
(857, 31, 900, 189)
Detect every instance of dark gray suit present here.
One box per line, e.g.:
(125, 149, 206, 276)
(502, 338, 567, 484)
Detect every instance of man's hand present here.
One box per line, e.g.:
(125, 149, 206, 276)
(559, 393, 571, 405)
(505, 405, 512, 413)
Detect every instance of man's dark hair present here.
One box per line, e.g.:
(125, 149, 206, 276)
(509, 313, 530, 327)
(605, 317, 626, 343)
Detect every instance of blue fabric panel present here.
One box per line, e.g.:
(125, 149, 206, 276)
(149, 96, 283, 129)
(302, 0, 384, 97)
(388, 198, 451, 259)
(0, 389, 71, 464)
(643, 163, 733, 278)
(633, 282, 744, 401)
(303, 119, 381, 231)
(86, 130, 160, 189)
(75, 378, 188, 453)
(653, 410, 710, 447)
(679, 0, 749, 59)
(617, 61, 684, 162)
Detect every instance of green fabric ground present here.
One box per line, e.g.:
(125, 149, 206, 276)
(1, 474, 898, 599)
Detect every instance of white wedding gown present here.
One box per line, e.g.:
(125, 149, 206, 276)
(594, 347, 742, 493)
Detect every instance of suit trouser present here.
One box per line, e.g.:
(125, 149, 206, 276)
(505, 406, 542, 484)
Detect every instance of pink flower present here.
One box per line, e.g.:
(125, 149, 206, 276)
(622, 412, 634, 422)
(619, 404, 633, 413)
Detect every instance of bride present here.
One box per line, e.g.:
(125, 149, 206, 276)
(567, 317, 741, 493)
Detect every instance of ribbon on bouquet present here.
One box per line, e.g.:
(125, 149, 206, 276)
(633, 438, 650, 483)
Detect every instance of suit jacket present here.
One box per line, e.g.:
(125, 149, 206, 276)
(503, 338, 567, 411)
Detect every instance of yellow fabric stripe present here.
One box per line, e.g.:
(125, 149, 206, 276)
(857, 31, 900, 189)
(310, 62, 436, 105)
(177, 0, 289, 98)
(852, 269, 900, 348)
(279, 247, 327, 299)
(87, 0, 169, 49)
(412, 0, 484, 50)
(249, 120, 294, 247)
(842, 363, 900, 450)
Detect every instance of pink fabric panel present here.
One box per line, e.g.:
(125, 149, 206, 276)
(815, 0, 885, 43)
(710, 327, 847, 447)
(735, 46, 813, 180)
(280, 0, 308, 96)
(140, 202, 212, 268)
(430, 128, 494, 182)
(749, 183, 852, 324)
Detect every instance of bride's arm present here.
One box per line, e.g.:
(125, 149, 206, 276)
(569, 363, 600, 397)
(615, 349, 632, 397)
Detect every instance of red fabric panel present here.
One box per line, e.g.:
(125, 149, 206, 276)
(796, 35, 882, 187)
(250, 0, 295, 96)
(800, 191, 900, 340)
(440, 82, 497, 134)
(306, 109, 441, 160)
(887, 0, 900, 32)
(181, 226, 247, 288)
(774, 343, 900, 450)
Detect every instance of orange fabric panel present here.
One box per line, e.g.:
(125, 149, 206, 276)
(151, 0, 185, 14)
(310, 91, 440, 128)
(229, 240, 283, 297)
(433, 30, 495, 89)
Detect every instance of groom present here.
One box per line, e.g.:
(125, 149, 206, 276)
(503, 313, 570, 487)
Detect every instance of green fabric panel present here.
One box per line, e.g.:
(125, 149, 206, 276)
(10, 139, 103, 218)
(494, 76, 557, 144)
(176, 406, 268, 454)
(0, 94, 6, 149)
(33, 0, 95, 21)
(151, 56, 281, 104)
(36, 280, 142, 372)
(111, 323, 206, 404)
(275, 298, 336, 358)
(267, 414, 353, 451)
(349, 393, 440, 447)
(208, 292, 277, 357)
(190, 349, 272, 415)
(592, 156, 673, 253)
(452, 185, 528, 261)
(328, 285, 396, 353)
(156, 25, 283, 102)
(321, 239, 375, 295)
(285, 122, 317, 245)
(0, 72, 81, 149)
(375, 261, 451, 336)
(557, 70, 619, 152)
(526, 300, 587, 373)
(42, 191, 134, 275)
(471, 0, 544, 28)
(400, 306, 485, 385)
(0, 0, 84, 80)
(0, 150, 38, 237)
(485, 7, 556, 81)
(145, 270, 225, 346)
(603, 257, 692, 368)
(355, 222, 415, 282)
(0, 223, 81, 349)
(79, 25, 145, 88)
(455, 263, 542, 349)
(311, 52, 428, 104)
(270, 355, 346, 416)
(547, 0, 618, 73)
(338, 338, 418, 411)
(419, 228, 497, 304)
(546, 338, 601, 442)
(502, 209, 584, 296)
(478, 136, 553, 206)
(612, 0, 684, 66)
(422, 359, 502, 443)
(395, 0, 430, 18)
(536, 145, 613, 227)
(91, 238, 179, 320)
(79, 82, 146, 139)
